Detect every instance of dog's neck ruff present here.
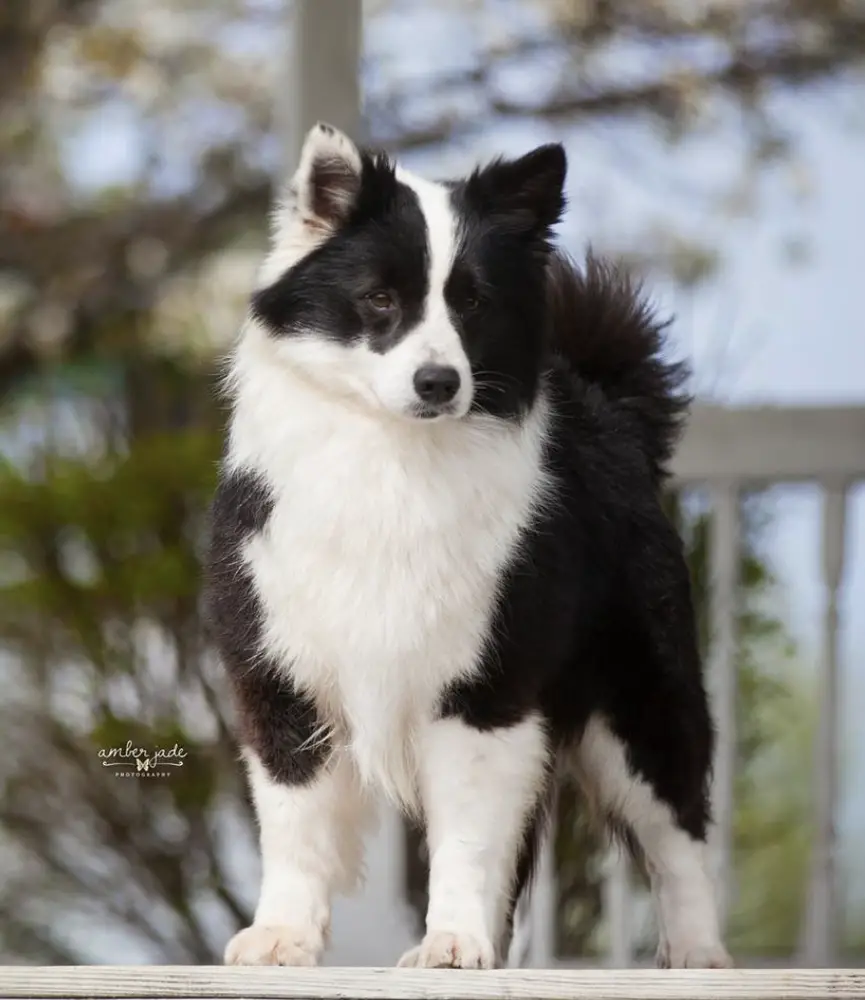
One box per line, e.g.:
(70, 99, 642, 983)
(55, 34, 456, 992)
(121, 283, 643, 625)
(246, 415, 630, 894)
(227, 316, 550, 476)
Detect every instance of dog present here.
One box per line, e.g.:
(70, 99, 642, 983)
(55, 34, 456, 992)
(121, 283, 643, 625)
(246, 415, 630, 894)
(204, 122, 732, 970)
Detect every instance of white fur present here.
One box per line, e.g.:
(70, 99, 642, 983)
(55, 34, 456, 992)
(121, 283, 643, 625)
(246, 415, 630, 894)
(401, 715, 549, 968)
(367, 169, 473, 418)
(225, 127, 556, 967)
(224, 124, 726, 970)
(227, 323, 553, 965)
(258, 123, 363, 287)
(252, 127, 474, 422)
(229, 322, 553, 808)
(225, 749, 373, 966)
(575, 715, 732, 969)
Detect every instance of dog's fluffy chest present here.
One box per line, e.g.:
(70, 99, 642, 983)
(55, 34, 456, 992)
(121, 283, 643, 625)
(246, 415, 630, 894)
(232, 388, 551, 801)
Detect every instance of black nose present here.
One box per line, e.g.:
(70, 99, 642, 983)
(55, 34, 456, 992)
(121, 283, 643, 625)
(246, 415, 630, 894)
(413, 364, 461, 405)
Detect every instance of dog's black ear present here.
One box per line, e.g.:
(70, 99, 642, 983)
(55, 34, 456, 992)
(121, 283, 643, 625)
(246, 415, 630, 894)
(466, 143, 567, 235)
(288, 121, 363, 232)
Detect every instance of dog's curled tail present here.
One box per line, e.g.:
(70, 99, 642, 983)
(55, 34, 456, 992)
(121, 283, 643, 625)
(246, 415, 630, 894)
(547, 251, 692, 481)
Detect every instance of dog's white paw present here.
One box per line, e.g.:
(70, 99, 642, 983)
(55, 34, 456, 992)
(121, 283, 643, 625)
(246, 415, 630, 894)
(224, 924, 323, 966)
(658, 940, 733, 969)
(396, 944, 421, 968)
(410, 930, 495, 969)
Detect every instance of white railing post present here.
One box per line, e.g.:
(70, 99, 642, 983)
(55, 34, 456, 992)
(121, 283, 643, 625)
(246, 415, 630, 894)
(707, 481, 739, 927)
(283, 0, 363, 168)
(528, 805, 558, 968)
(509, 888, 533, 968)
(605, 851, 632, 967)
(801, 481, 848, 967)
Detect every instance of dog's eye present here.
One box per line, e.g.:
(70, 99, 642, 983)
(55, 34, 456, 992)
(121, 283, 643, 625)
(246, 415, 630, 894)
(463, 293, 480, 312)
(366, 291, 396, 312)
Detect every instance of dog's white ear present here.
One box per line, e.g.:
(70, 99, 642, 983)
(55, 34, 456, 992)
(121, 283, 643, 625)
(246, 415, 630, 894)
(258, 123, 363, 285)
(289, 122, 363, 232)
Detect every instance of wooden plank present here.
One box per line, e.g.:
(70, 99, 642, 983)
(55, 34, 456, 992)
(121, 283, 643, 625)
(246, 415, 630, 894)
(1, 967, 865, 999)
(672, 406, 865, 485)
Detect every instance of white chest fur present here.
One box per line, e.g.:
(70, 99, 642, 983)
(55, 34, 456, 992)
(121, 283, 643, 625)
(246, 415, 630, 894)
(227, 331, 553, 806)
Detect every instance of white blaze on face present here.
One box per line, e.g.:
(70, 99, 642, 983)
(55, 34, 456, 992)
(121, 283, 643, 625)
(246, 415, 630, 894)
(250, 123, 475, 422)
(365, 169, 474, 420)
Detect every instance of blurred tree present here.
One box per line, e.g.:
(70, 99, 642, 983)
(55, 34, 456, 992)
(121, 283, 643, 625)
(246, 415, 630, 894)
(370, 0, 865, 154)
(3, 0, 865, 390)
(0, 371, 245, 963)
(1, 0, 862, 965)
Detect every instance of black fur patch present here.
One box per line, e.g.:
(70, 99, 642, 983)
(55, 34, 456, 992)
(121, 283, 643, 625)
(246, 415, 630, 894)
(251, 153, 430, 355)
(546, 252, 692, 481)
(203, 466, 328, 785)
(445, 147, 566, 419)
(437, 258, 710, 920)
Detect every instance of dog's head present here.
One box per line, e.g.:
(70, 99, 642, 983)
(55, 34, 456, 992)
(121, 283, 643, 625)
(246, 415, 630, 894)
(248, 123, 567, 422)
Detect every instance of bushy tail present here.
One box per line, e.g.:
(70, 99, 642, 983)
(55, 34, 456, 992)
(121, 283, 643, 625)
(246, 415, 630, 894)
(547, 251, 691, 480)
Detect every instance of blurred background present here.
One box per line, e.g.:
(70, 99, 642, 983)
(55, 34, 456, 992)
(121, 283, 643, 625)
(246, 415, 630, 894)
(0, 0, 864, 970)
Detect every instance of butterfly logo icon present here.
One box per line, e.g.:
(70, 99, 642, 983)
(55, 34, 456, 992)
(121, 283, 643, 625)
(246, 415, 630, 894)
(136, 757, 151, 772)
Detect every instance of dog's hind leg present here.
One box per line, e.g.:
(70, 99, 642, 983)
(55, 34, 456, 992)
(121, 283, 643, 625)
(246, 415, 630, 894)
(573, 713, 732, 969)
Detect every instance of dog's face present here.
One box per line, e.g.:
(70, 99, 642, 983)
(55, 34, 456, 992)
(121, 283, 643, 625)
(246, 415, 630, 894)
(250, 123, 567, 422)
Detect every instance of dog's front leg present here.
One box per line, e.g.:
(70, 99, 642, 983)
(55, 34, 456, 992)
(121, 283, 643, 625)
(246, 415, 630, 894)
(400, 714, 549, 969)
(224, 669, 370, 967)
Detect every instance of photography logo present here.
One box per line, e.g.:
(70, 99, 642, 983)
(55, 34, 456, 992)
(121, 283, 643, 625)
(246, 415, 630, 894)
(98, 740, 187, 778)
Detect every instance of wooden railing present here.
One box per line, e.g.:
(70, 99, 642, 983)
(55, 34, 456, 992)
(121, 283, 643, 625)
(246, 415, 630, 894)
(0, 966, 863, 999)
(524, 404, 865, 969)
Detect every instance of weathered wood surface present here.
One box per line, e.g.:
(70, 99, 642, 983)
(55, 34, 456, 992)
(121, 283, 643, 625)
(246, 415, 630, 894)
(0, 967, 864, 1000)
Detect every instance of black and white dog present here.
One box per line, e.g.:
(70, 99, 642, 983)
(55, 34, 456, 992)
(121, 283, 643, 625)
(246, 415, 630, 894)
(204, 122, 731, 970)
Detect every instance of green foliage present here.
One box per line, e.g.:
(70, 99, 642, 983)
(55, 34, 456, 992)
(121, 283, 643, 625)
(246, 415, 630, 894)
(0, 368, 246, 963)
